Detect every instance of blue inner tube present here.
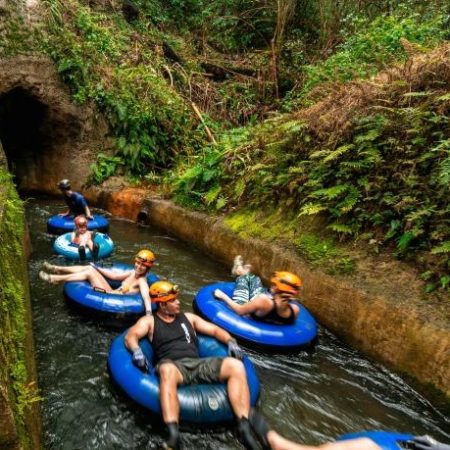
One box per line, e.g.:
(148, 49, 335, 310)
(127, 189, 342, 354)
(63, 263, 159, 316)
(47, 214, 109, 234)
(194, 282, 318, 351)
(338, 431, 413, 450)
(53, 232, 114, 260)
(108, 331, 260, 424)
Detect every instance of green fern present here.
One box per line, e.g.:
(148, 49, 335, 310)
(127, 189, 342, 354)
(431, 241, 450, 254)
(312, 184, 350, 200)
(338, 186, 360, 213)
(327, 223, 354, 234)
(323, 144, 355, 163)
(298, 203, 327, 216)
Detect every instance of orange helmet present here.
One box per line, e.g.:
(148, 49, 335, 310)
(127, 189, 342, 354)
(270, 271, 302, 296)
(135, 249, 155, 268)
(74, 216, 88, 228)
(149, 281, 179, 303)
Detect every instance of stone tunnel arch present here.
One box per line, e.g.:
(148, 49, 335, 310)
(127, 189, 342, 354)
(0, 55, 111, 194)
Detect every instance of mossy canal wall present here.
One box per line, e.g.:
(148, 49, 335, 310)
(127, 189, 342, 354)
(0, 167, 41, 449)
(89, 187, 450, 400)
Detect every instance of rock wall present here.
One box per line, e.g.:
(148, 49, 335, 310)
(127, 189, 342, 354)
(0, 55, 112, 194)
(0, 162, 41, 449)
(88, 187, 450, 399)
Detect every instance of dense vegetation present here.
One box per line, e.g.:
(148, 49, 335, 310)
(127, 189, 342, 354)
(6, 0, 450, 291)
(0, 170, 39, 447)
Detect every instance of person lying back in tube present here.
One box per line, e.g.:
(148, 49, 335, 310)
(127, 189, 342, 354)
(214, 255, 265, 305)
(57, 178, 93, 219)
(214, 269, 301, 325)
(71, 215, 99, 261)
(247, 410, 450, 450)
(39, 249, 156, 315)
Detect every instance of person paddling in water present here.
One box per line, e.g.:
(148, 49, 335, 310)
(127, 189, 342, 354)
(214, 255, 265, 305)
(71, 215, 99, 261)
(39, 249, 155, 315)
(57, 179, 93, 219)
(215, 270, 301, 325)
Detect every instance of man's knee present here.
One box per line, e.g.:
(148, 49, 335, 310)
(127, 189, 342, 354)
(159, 363, 181, 384)
(221, 357, 246, 379)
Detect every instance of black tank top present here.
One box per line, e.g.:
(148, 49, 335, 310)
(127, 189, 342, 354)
(152, 313, 199, 364)
(251, 299, 296, 325)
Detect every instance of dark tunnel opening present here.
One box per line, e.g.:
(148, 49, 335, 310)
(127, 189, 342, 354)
(0, 87, 50, 187)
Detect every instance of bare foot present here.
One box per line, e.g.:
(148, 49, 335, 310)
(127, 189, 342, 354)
(43, 261, 59, 273)
(39, 271, 56, 284)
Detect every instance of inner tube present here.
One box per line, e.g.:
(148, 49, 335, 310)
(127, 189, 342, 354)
(53, 233, 114, 260)
(194, 282, 317, 352)
(338, 431, 413, 450)
(108, 331, 260, 424)
(63, 263, 159, 318)
(47, 214, 109, 235)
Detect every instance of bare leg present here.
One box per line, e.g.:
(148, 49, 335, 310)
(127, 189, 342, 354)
(41, 266, 112, 291)
(158, 363, 183, 423)
(220, 357, 250, 418)
(268, 432, 382, 450)
(47, 264, 90, 274)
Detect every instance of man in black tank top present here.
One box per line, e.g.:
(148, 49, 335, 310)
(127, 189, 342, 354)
(125, 281, 263, 450)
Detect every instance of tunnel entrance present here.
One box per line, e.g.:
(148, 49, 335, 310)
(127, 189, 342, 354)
(0, 87, 50, 188)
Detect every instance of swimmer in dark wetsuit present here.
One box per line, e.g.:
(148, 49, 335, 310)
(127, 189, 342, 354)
(214, 271, 302, 324)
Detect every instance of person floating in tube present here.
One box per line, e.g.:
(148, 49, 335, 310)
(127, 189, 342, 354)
(71, 215, 99, 261)
(245, 410, 450, 450)
(214, 268, 301, 325)
(58, 178, 93, 219)
(39, 249, 156, 316)
(125, 280, 269, 450)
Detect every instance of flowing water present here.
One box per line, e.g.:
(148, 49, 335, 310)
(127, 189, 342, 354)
(26, 199, 449, 449)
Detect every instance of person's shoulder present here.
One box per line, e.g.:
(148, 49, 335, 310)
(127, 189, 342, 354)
(184, 312, 200, 322)
(138, 314, 155, 327)
(73, 191, 84, 198)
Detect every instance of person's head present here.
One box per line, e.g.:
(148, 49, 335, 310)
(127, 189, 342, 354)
(58, 179, 71, 194)
(270, 271, 302, 298)
(134, 249, 155, 273)
(150, 280, 180, 315)
(74, 215, 88, 233)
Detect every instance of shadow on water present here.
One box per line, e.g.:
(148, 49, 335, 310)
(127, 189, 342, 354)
(26, 199, 449, 449)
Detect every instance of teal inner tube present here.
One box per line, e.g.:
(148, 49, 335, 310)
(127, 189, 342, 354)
(53, 232, 114, 260)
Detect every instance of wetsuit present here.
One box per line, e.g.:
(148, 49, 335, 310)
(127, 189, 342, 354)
(64, 192, 88, 216)
(251, 296, 296, 325)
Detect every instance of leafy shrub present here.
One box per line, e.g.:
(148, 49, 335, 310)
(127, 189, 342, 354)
(286, 12, 448, 108)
